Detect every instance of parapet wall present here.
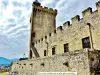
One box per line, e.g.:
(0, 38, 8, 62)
(12, 50, 89, 75)
(11, 50, 100, 75)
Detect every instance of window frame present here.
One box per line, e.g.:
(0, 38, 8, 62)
(64, 43, 69, 53)
(44, 50, 46, 56)
(82, 37, 91, 49)
(52, 47, 56, 55)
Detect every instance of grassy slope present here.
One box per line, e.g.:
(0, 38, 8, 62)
(0, 72, 8, 75)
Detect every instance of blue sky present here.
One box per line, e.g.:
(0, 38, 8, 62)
(0, 0, 99, 59)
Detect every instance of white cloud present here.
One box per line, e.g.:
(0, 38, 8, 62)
(0, 0, 31, 36)
(41, 0, 55, 6)
(0, 0, 32, 58)
(55, 0, 67, 9)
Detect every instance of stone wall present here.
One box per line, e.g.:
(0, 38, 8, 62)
(12, 50, 92, 75)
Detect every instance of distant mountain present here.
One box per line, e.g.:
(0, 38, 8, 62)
(0, 57, 19, 66)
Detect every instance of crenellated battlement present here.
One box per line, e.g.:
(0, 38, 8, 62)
(57, 26, 63, 31)
(32, 4, 57, 15)
(71, 15, 80, 24)
(82, 7, 92, 18)
(63, 21, 70, 26)
(63, 21, 71, 30)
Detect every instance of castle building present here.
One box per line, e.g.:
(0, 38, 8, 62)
(29, 0, 57, 59)
(11, 0, 100, 75)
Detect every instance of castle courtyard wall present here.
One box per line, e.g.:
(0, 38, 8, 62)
(11, 50, 99, 75)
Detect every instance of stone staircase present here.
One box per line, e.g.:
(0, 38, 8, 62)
(31, 44, 40, 58)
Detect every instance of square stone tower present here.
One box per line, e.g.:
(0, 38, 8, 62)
(29, 0, 57, 59)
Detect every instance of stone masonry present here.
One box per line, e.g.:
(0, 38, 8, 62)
(12, 50, 100, 75)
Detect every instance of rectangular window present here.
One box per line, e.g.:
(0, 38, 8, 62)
(82, 37, 91, 49)
(64, 43, 69, 53)
(52, 47, 55, 55)
(44, 50, 46, 56)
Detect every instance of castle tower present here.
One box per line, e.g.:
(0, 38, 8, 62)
(29, 0, 57, 59)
